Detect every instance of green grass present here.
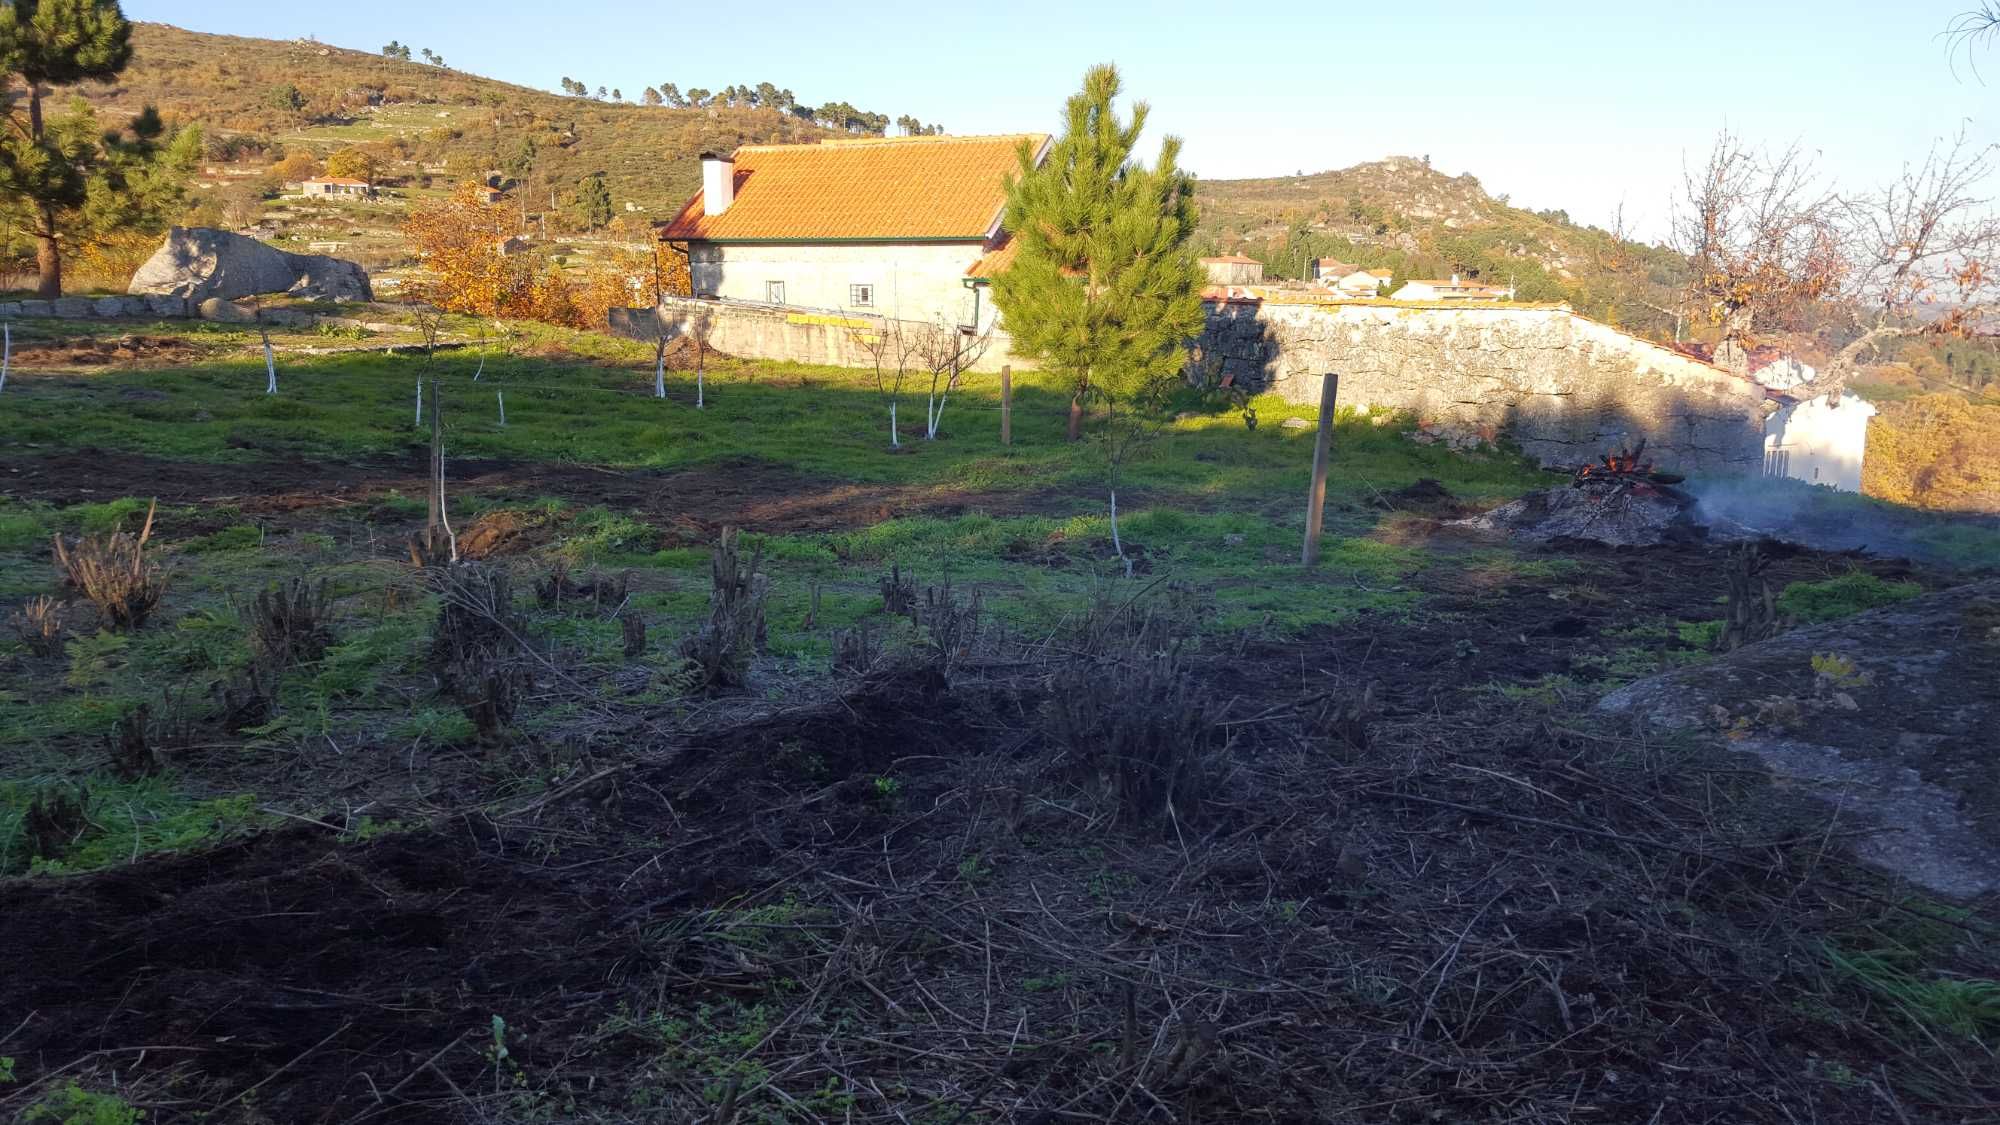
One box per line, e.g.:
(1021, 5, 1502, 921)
(1826, 942, 2000, 1046)
(0, 775, 266, 876)
(0, 337, 1553, 508)
(1778, 572, 1924, 625)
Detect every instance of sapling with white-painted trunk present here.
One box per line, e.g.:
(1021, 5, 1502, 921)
(497, 390, 506, 427)
(653, 330, 668, 399)
(427, 376, 458, 563)
(0, 322, 10, 394)
(260, 324, 277, 394)
(914, 315, 992, 440)
(1095, 365, 1178, 579)
(415, 377, 423, 426)
(686, 305, 714, 409)
(849, 313, 916, 448)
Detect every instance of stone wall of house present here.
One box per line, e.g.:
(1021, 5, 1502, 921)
(609, 297, 1028, 374)
(1198, 299, 1770, 471)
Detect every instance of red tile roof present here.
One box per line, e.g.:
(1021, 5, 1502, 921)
(1203, 254, 1261, 264)
(307, 177, 370, 186)
(658, 134, 1048, 243)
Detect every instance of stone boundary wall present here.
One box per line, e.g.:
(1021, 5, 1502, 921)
(1199, 298, 1771, 472)
(609, 297, 1030, 374)
(0, 294, 393, 331)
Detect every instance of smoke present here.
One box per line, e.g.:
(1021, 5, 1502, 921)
(1689, 474, 2000, 571)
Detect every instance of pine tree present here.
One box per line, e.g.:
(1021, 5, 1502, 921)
(990, 64, 1204, 442)
(572, 173, 612, 230)
(0, 0, 204, 298)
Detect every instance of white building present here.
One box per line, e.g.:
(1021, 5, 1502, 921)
(1755, 356, 1875, 492)
(300, 177, 371, 198)
(657, 134, 1050, 333)
(1391, 274, 1514, 301)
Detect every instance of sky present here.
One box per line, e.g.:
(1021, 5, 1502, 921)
(128, 0, 1998, 241)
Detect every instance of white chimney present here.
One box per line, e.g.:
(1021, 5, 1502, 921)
(701, 152, 735, 216)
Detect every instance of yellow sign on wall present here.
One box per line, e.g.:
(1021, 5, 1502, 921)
(786, 312, 876, 330)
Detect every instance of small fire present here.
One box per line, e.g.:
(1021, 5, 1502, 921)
(1575, 439, 1656, 483)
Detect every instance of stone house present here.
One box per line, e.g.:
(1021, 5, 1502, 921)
(656, 133, 1050, 332)
(1201, 255, 1265, 286)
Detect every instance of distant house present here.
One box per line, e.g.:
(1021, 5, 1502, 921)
(1390, 273, 1513, 301)
(657, 133, 1050, 331)
(1754, 355, 1874, 492)
(1201, 255, 1264, 286)
(301, 177, 371, 198)
(496, 235, 532, 256)
(1309, 258, 1355, 283)
(474, 188, 504, 204)
(1318, 265, 1392, 298)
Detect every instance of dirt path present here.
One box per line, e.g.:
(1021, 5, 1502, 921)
(1, 449, 1108, 537)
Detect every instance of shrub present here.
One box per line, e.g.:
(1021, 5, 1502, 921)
(428, 563, 534, 740)
(51, 501, 169, 630)
(1778, 572, 1923, 625)
(1045, 642, 1217, 828)
(248, 577, 335, 670)
(9, 595, 67, 657)
(678, 528, 768, 692)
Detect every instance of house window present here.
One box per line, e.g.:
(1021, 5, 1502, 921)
(849, 283, 874, 308)
(765, 281, 786, 305)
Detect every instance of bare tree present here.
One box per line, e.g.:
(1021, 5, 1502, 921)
(1671, 131, 1841, 374)
(849, 314, 918, 446)
(1802, 129, 2000, 401)
(908, 316, 992, 440)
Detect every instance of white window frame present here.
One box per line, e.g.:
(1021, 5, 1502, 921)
(849, 283, 874, 308)
(765, 280, 786, 305)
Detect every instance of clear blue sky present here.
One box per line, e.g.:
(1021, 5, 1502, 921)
(129, 0, 1996, 240)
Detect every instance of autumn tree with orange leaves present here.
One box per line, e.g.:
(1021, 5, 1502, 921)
(402, 182, 689, 329)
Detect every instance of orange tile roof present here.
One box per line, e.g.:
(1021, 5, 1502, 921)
(966, 235, 1019, 279)
(1203, 254, 1261, 264)
(307, 177, 370, 186)
(659, 134, 1047, 242)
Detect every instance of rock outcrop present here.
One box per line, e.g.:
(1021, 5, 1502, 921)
(1598, 580, 2000, 898)
(128, 227, 371, 303)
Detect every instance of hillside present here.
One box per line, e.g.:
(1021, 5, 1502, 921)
(1194, 157, 1692, 340)
(86, 23, 846, 220)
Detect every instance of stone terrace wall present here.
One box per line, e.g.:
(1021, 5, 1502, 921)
(610, 297, 1028, 374)
(1200, 298, 1770, 472)
(0, 294, 382, 330)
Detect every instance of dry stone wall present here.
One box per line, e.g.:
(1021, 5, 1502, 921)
(610, 297, 1027, 374)
(1199, 299, 1770, 471)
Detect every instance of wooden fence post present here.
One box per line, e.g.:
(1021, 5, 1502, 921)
(999, 365, 1012, 446)
(1302, 372, 1339, 567)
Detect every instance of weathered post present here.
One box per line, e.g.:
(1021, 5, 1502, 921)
(999, 365, 1012, 446)
(1302, 373, 1339, 567)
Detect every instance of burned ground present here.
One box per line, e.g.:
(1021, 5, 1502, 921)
(3, 529, 1994, 1123)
